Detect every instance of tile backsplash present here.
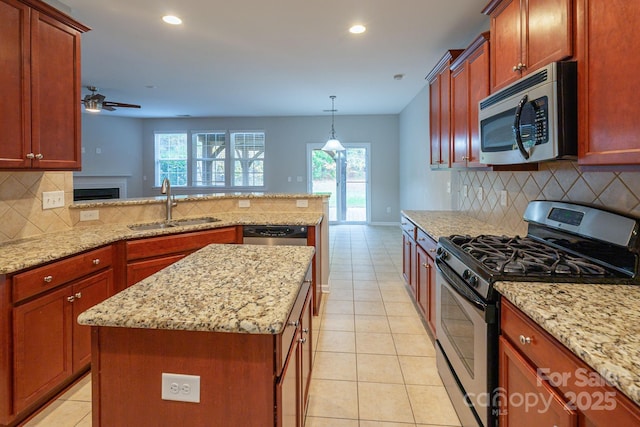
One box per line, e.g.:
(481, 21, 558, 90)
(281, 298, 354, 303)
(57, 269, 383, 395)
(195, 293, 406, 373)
(456, 161, 640, 235)
(0, 171, 74, 243)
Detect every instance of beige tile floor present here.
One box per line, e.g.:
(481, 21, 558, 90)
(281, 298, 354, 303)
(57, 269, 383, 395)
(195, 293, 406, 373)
(23, 225, 461, 427)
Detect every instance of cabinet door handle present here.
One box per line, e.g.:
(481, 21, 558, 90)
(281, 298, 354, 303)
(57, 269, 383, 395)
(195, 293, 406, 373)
(26, 153, 35, 159)
(35, 153, 44, 160)
(298, 337, 307, 344)
(75, 292, 82, 299)
(43, 275, 53, 283)
(462, 156, 468, 160)
(429, 248, 436, 253)
(287, 320, 300, 327)
(67, 296, 75, 303)
(92, 258, 101, 265)
(422, 263, 428, 268)
(519, 335, 532, 345)
(302, 328, 309, 334)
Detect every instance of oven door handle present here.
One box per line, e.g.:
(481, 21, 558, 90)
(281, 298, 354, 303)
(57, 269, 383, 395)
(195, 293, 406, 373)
(436, 258, 488, 312)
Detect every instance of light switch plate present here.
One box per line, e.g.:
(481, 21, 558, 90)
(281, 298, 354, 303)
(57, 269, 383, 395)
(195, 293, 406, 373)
(296, 199, 308, 208)
(238, 200, 250, 208)
(500, 190, 508, 207)
(80, 210, 100, 221)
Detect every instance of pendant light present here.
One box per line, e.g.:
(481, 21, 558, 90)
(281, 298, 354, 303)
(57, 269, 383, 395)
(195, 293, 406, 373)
(322, 95, 346, 152)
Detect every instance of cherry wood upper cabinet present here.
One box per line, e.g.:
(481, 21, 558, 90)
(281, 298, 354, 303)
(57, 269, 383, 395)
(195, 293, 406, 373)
(450, 32, 490, 168)
(577, 1, 640, 165)
(483, 0, 573, 92)
(0, 0, 88, 170)
(427, 50, 464, 169)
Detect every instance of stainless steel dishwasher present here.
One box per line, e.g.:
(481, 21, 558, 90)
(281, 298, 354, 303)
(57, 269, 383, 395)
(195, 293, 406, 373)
(242, 225, 308, 246)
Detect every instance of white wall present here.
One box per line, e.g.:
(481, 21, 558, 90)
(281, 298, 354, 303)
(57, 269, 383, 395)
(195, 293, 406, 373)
(75, 114, 144, 197)
(398, 86, 453, 211)
(77, 114, 400, 223)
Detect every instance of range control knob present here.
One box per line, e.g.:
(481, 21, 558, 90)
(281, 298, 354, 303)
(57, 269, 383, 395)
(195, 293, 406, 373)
(463, 269, 479, 288)
(436, 247, 448, 260)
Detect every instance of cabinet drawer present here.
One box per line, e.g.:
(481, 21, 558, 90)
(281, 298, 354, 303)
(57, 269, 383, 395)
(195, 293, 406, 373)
(400, 217, 416, 239)
(276, 279, 311, 376)
(416, 228, 437, 253)
(13, 246, 113, 303)
(126, 227, 238, 261)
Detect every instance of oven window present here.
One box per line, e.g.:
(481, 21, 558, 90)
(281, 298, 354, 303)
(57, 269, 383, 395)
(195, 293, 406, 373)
(441, 286, 475, 377)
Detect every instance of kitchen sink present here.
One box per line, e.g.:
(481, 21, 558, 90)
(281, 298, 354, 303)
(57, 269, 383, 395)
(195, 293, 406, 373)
(128, 217, 220, 231)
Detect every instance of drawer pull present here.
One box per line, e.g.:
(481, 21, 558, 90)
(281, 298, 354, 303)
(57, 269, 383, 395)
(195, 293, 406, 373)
(302, 328, 309, 334)
(422, 263, 429, 268)
(519, 335, 532, 345)
(287, 320, 300, 327)
(298, 337, 307, 344)
(67, 295, 75, 303)
(35, 153, 44, 160)
(43, 275, 53, 283)
(93, 258, 101, 265)
(429, 248, 436, 253)
(75, 292, 82, 299)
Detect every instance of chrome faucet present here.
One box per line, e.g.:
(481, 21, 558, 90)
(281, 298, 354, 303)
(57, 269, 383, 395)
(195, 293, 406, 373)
(160, 177, 177, 221)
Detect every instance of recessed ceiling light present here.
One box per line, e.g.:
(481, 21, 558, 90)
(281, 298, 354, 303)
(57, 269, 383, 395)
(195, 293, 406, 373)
(162, 15, 182, 25)
(349, 24, 366, 34)
(393, 74, 405, 80)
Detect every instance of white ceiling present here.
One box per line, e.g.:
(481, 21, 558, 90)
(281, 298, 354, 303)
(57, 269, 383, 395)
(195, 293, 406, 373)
(59, 0, 489, 118)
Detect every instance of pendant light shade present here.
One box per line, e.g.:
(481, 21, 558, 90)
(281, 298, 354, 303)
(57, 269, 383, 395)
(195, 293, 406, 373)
(322, 95, 345, 152)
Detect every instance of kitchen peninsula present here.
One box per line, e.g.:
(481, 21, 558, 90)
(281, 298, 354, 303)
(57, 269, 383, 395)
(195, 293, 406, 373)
(78, 243, 315, 426)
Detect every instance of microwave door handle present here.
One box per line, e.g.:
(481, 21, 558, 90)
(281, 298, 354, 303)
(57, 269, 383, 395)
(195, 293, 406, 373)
(513, 95, 531, 160)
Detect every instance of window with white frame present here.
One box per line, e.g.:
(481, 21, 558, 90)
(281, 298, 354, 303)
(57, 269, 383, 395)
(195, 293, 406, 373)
(154, 130, 265, 188)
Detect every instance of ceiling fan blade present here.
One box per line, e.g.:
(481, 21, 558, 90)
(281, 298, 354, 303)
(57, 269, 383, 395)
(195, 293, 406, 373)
(102, 101, 141, 109)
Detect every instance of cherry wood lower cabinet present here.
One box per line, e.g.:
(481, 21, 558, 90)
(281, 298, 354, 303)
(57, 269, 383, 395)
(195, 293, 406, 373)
(0, 245, 114, 427)
(415, 229, 437, 337)
(499, 298, 640, 426)
(401, 215, 437, 337)
(90, 280, 312, 427)
(124, 226, 241, 289)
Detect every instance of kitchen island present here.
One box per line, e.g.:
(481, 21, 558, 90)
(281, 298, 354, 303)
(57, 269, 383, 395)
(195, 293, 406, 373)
(78, 243, 315, 427)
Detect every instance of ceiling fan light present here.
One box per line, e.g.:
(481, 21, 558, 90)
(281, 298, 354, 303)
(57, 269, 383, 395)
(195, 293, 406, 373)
(84, 99, 101, 112)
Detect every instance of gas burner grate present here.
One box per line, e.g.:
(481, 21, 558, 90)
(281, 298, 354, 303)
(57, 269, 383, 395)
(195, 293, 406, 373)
(451, 235, 607, 277)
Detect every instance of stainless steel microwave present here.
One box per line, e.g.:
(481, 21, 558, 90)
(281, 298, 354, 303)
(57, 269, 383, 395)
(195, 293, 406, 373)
(479, 61, 577, 165)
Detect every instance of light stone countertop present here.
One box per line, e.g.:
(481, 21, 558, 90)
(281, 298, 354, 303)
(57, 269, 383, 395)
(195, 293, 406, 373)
(77, 244, 315, 334)
(401, 210, 512, 241)
(495, 281, 640, 407)
(0, 212, 322, 275)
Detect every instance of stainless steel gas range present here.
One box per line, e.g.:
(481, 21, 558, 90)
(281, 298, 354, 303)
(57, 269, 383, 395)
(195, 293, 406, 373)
(434, 200, 640, 427)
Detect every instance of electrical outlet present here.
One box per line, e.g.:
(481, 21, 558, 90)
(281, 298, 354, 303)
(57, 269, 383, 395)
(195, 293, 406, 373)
(161, 373, 200, 403)
(42, 191, 65, 209)
(477, 187, 484, 201)
(462, 185, 468, 198)
(80, 210, 100, 221)
(296, 199, 308, 208)
(500, 190, 508, 207)
(238, 200, 250, 208)
(446, 181, 451, 194)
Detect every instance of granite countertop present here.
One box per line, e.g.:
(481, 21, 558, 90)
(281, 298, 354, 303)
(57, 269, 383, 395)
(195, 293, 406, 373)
(401, 210, 512, 240)
(0, 212, 323, 275)
(496, 281, 640, 407)
(78, 244, 315, 334)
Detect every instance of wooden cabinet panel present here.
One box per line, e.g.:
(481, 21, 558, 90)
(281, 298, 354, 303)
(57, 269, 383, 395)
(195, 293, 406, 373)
(402, 231, 415, 295)
(415, 230, 437, 337)
(484, 0, 572, 92)
(71, 269, 112, 369)
(0, 0, 31, 168)
(501, 298, 640, 426)
(498, 336, 578, 426)
(427, 50, 463, 169)
(450, 33, 490, 168)
(300, 291, 313, 415)
(13, 286, 72, 413)
(577, 1, 640, 165)
(0, 0, 87, 170)
(277, 339, 300, 427)
(13, 245, 112, 303)
(126, 227, 238, 261)
(30, 10, 82, 169)
(126, 254, 185, 287)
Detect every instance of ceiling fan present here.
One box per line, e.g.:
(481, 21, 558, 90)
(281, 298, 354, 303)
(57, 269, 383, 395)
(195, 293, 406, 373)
(81, 86, 141, 112)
